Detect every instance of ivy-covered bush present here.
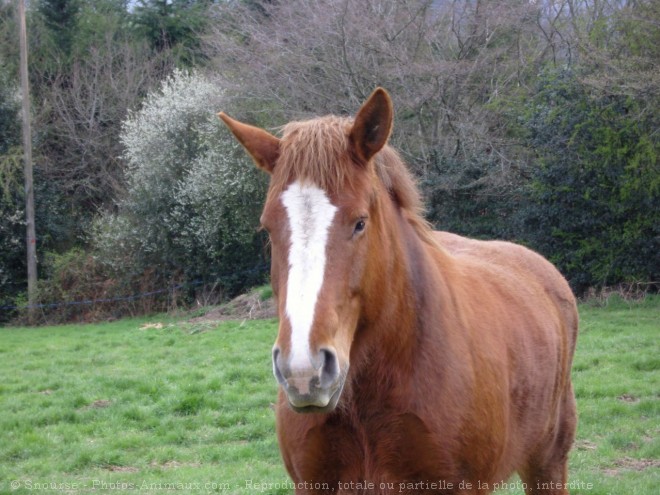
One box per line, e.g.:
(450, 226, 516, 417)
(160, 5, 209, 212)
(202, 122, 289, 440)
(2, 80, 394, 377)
(423, 154, 523, 242)
(518, 69, 660, 294)
(95, 70, 268, 301)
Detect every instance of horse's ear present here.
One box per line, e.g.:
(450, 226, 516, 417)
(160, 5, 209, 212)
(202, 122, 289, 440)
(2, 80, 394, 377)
(349, 88, 393, 164)
(218, 112, 280, 174)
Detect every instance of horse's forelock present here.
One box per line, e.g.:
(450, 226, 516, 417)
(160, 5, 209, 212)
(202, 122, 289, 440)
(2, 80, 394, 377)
(272, 116, 434, 242)
(274, 116, 352, 193)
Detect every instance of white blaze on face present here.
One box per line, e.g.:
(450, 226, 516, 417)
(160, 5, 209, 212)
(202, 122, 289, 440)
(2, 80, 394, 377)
(281, 181, 338, 371)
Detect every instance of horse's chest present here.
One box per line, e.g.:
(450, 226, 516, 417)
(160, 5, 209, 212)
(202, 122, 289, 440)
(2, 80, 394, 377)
(294, 412, 458, 494)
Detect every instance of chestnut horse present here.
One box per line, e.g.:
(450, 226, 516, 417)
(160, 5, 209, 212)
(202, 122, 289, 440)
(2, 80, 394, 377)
(219, 89, 578, 494)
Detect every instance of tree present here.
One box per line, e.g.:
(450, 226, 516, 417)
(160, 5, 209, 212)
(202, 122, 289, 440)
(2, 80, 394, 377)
(2, 0, 177, 319)
(0, 64, 25, 318)
(213, 2, 556, 149)
(204, 0, 659, 294)
(36, 0, 80, 60)
(132, 0, 212, 66)
(206, 1, 569, 221)
(29, 0, 174, 248)
(0, 2, 18, 76)
(44, 36, 172, 213)
(0, 65, 20, 158)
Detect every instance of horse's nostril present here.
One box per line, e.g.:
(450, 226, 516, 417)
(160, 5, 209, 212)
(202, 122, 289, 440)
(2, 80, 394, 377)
(272, 347, 286, 386)
(319, 348, 340, 388)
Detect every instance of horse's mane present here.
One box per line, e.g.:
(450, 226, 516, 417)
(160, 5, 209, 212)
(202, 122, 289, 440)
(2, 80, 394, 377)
(273, 116, 437, 247)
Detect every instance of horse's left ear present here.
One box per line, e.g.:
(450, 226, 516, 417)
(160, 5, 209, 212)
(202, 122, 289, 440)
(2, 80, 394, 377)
(218, 112, 280, 174)
(349, 87, 394, 164)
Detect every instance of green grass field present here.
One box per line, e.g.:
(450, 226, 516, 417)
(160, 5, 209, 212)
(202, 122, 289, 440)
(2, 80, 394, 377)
(0, 297, 658, 494)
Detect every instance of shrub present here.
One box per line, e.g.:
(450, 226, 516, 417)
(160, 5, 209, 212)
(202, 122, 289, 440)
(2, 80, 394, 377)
(96, 70, 268, 306)
(517, 69, 660, 294)
(13, 248, 175, 325)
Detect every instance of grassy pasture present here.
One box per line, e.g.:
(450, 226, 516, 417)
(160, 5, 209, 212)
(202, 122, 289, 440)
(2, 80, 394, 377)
(0, 297, 658, 494)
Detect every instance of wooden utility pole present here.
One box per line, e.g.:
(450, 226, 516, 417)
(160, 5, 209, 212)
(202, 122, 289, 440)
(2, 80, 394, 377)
(18, 0, 38, 322)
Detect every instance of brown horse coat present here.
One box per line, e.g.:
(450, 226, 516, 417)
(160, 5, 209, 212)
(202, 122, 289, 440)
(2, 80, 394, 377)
(220, 88, 578, 494)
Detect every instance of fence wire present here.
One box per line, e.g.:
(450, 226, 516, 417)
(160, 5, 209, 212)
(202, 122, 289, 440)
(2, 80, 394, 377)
(0, 263, 269, 312)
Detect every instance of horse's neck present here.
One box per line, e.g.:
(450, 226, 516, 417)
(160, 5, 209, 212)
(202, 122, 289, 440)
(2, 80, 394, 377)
(357, 207, 448, 381)
(344, 209, 462, 420)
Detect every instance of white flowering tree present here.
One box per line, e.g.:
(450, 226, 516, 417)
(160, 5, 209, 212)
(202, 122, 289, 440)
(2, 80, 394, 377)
(95, 70, 268, 298)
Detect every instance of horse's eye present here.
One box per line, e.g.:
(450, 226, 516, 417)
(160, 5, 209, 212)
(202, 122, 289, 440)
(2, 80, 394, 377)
(354, 219, 366, 235)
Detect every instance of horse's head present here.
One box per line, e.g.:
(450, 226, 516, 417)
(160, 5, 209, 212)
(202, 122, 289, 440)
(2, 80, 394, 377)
(219, 89, 394, 413)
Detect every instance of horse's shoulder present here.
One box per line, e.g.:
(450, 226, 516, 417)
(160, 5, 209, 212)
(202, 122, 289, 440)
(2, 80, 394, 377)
(434, 231, 531, 263)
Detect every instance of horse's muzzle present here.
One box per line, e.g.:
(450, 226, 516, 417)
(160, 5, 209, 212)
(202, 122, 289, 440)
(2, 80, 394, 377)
(272, 347, 345, 413)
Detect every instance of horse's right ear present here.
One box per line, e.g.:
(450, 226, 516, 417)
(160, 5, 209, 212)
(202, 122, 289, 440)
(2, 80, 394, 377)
(349, 88, 394, 164)
(218, 112, 280, 174)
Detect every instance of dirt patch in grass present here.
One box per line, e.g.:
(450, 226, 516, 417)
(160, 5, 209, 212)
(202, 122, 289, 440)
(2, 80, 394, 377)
(602, 457, 660, 476)
(105, 465, 139, 473)
(190, 291, 276, 323)
(149, 461, 201, 470)
(575, 439, 598, 451)
(139, 322, 164, 330)
(83, 399, 112, 410)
